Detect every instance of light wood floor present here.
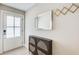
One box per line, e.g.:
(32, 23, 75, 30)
(3, 47, 27, 55)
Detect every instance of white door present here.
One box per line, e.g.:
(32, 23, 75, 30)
(0, 11, 3, 53)
(3, 11, 24, 52)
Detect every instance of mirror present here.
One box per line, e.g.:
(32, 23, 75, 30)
(36, 11, 53, 30)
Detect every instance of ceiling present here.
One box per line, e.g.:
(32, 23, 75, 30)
(3, 3, 36, 11)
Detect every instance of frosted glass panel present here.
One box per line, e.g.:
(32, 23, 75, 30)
(15, 17, 21, 26)
(7, 15, 14, 26)
(6, 28, 14, 38)
(15, 28, 20, 37)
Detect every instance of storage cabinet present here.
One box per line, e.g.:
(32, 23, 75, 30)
(29, 36, 52, 55)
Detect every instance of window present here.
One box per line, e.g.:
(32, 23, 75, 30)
(6, 15, 21, 38)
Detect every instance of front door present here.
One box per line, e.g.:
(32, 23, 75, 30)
(3, 11, 24, 52)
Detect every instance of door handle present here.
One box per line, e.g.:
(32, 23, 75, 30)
(3, 30, 6, 35)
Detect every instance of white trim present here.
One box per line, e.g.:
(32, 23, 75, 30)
(2, 10, 24, 17)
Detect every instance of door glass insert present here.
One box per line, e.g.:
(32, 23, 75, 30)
(15, 17, 21, 26)
(7, 15, 14, 26)
(6, 15, 21, 38)
(15, 27, 20, 37)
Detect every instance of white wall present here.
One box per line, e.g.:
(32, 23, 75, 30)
(25, 3, 79, 55)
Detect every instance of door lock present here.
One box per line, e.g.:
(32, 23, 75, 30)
(3, 30, 6, 35)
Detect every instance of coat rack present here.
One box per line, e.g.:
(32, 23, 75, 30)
(55, 4, 79, 16)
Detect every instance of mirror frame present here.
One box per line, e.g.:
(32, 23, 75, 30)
(35, 10, 53, 30)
